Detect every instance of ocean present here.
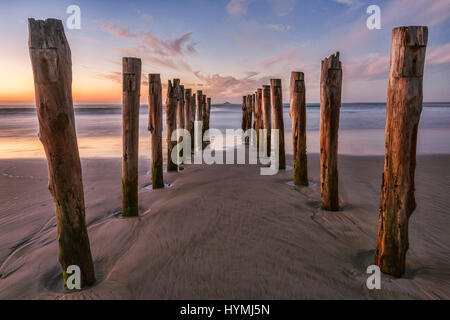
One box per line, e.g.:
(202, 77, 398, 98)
(0, 103, 449, 159)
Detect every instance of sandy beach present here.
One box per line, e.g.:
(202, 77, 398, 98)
(0, 153, 448, 299)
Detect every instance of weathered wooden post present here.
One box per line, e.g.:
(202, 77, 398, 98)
(201, 94, 207, 140)
(270, 79, 286, 170)
(245, 94, 252, 144)
(122, 57, 141, 217)
(184, 88, 192, 158)
(190, 93, 196, 151)
(166, 80, 178, 171)
(255, 88, 262, 152)
(375, 26, 428, 277)
(262, 85, 271, 157)
(196, 90, 203, 123)
(320, 52, 342, 211)
(28, 18, 96, 287)
(241, 96, 247, 132)
(205, 97, 211, 141)
(290, 72, 308, 186)
(148, 74, 164, 189)
(177, 84, 185, 161)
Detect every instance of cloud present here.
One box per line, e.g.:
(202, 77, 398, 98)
(267, 0, 296, 16)
(226, 0, 253, 17)
(266, 24, 292, 31)
(343, 43, 450, 82)
(331, 0, 353, 5)
(260, 47, 298, 68)
(137, 10, 153, 22)
(103, 24, 197, 57)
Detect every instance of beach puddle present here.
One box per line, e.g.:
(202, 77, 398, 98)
(285, 180, 316, 187)
(143, 183, 171, 190)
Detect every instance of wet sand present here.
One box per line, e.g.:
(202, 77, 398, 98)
(0, 154, 449, 299)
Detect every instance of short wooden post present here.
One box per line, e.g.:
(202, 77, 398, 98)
(28, 18, 96, 287)
(241, 96, 247, 131)
(148, 74, 164, 189)
(290, 72, 308, 186)
(166, 80, 178, 171)
(122, 57, 141, 217)
(262, 85, 271, 157)
(270, 79, 286, 170)
(320, 52, 342, 211)
(375, 26, 428, 278)
(255, 88, 262, 152)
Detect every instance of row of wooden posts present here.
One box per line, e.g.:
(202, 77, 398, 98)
(123, 59, 212, 216)
(240, 27, 428, 278)
(28, 17, 427, 288)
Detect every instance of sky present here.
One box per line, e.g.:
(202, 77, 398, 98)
(0, 0, 449, 104)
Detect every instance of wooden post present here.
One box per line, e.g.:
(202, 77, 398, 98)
(262, 85, 271, 157)
(148, 74, 164, 189)
(177, 84, 185, 161)
(245, 94, 252, 144)
(241, 96, 247, 132)
(191, 93, 196, 151)
(166, 80, 178, 171)
(28, 18, 95, 287)
(184, 88, 192, 158)
(204, 97, 211, 141)
(196, 90, 203, 123)
(375, 26, 428, 278)
(290, 72, 308, 186)
(202, 94, 207, 140)
(255, 89, 262, 152)
(270, 79, 286, 170)
(122, 57, 141, 217)
(320, 52, 342, 211)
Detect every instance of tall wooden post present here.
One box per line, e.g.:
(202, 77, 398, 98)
(320, 52, 342, 211)
(184, 88, 192, 158)
(255, 89, 262, 152)
(28, 18, 95, 287)
(201, 94, 207, 140)
(245, 94, 252, 144)
(148, 74, 164, 189)
(375, 26, 428, 278)
(290, 72, 308, 186)
(270, 79, 286, 170)
(122, 57, 141, 217)
(191, 93, 196, 151)
(205, 97, 211, 141)
(196, 90, 203, 123)
(166, 80, 178, 171)
(262, 85, 271, 157)
(177, 84, 185, 161)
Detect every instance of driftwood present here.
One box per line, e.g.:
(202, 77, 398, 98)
(148, 74, 164, 189)
(320, 52, 342, 211)
(166, 80, 178, 171)
(270, 79, 286, 170)
(28, 18, 95, 287)
(290, 72, 308, 186)
(375, 26, 428, 277)
(262, 85, 271, 157)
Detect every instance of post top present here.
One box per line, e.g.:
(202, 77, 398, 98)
(392, 26, 428, 47)
(270, 79, 282, 86)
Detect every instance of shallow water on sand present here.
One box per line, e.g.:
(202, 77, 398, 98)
(0, 103, 449, 159)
